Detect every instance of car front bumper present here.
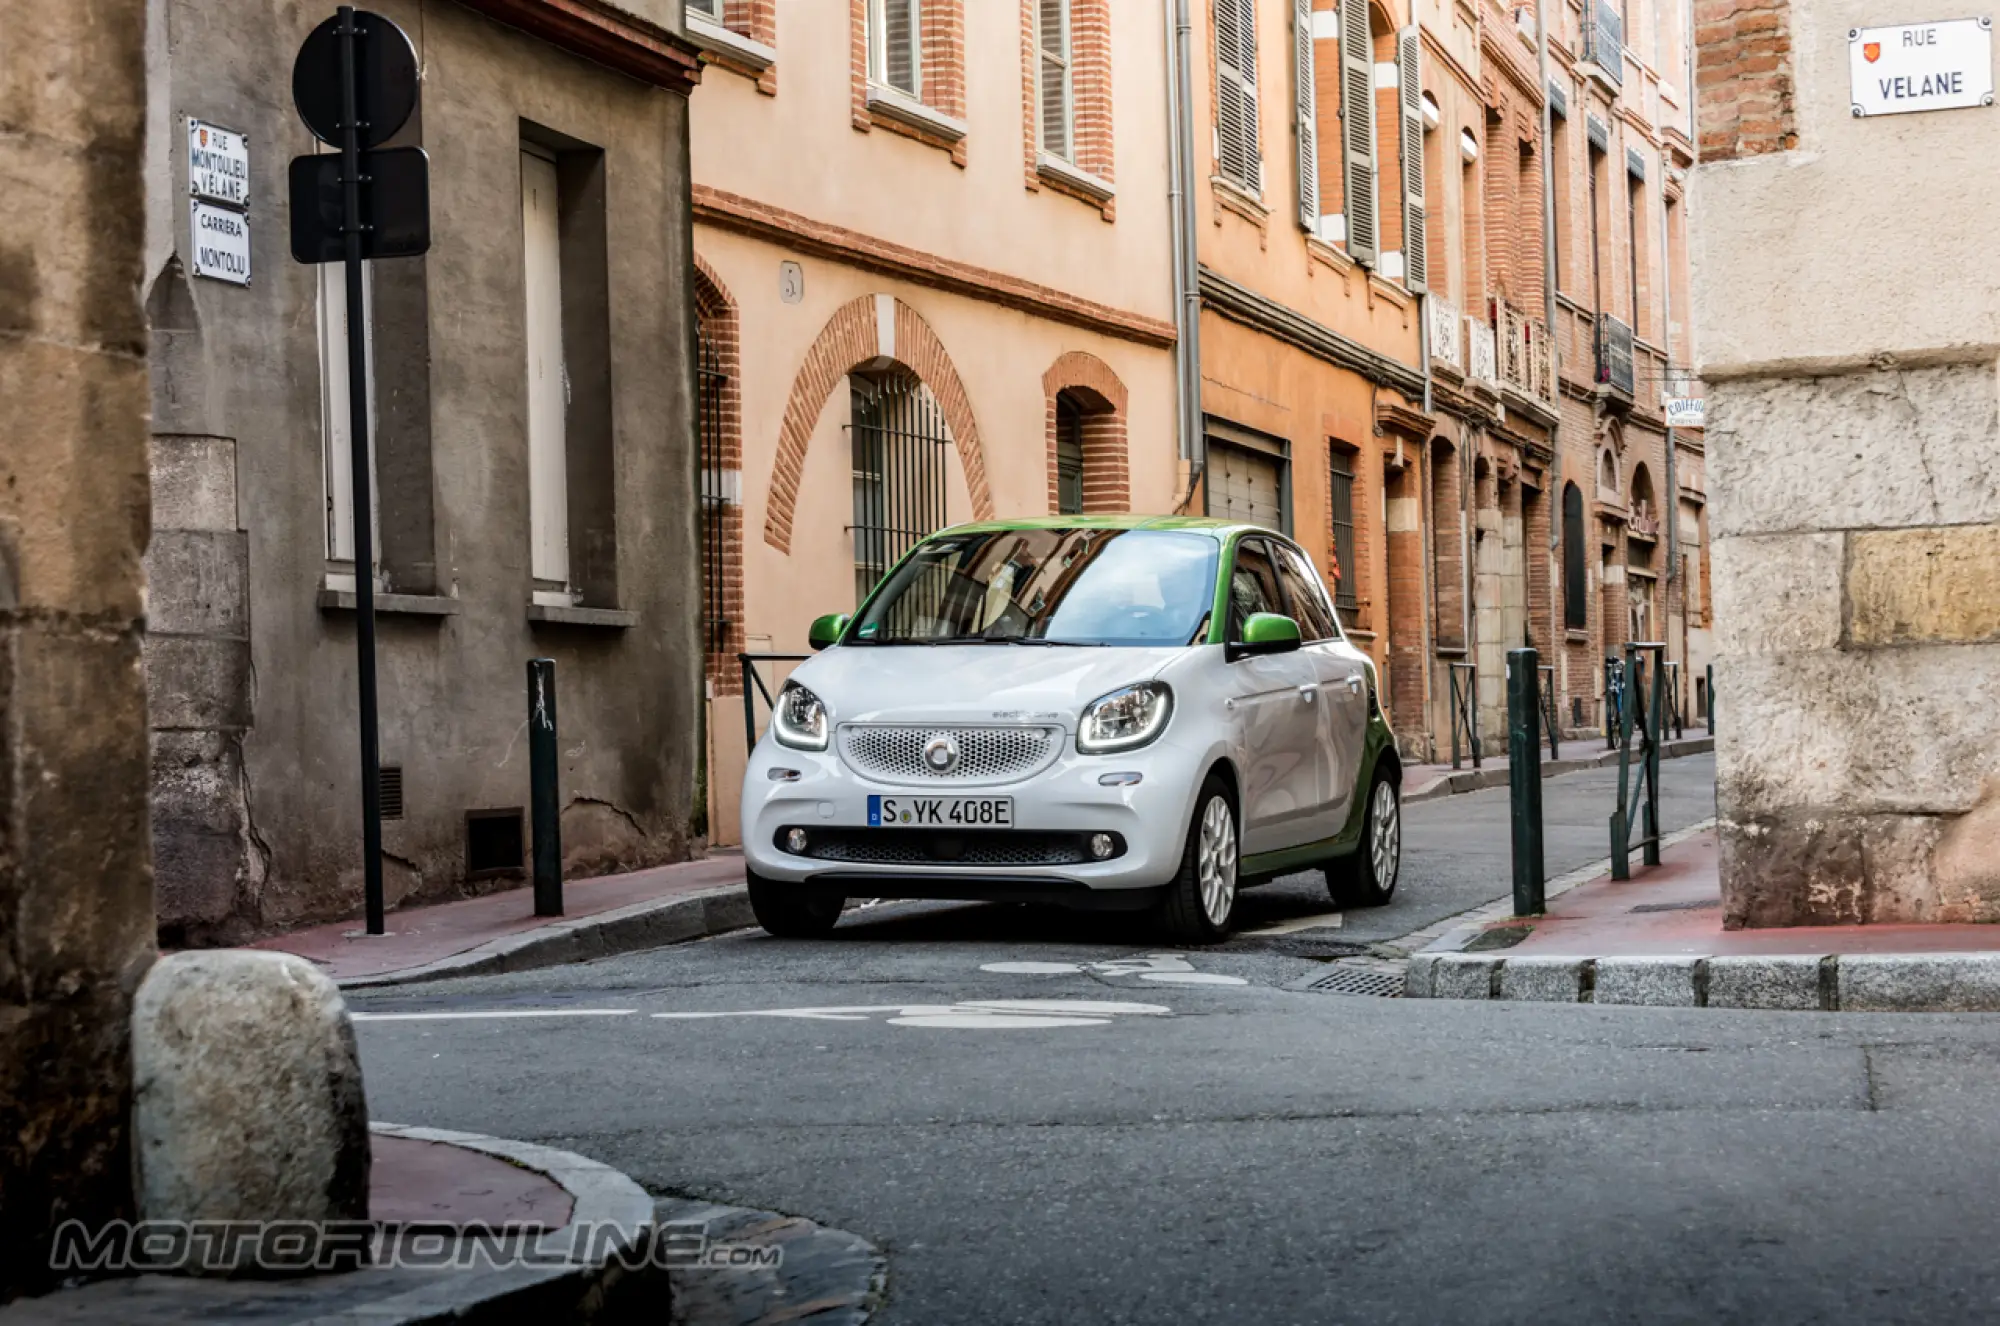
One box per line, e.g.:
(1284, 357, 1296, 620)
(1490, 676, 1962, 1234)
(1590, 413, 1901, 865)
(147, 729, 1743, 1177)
(740, 733, 1203, 896)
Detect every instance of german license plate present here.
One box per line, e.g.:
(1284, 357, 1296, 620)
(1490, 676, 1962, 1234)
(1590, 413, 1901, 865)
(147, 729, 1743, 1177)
(868, 795, 1013, 828)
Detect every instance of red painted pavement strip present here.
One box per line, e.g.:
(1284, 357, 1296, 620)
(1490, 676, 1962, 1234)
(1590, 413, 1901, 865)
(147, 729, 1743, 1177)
(370, 1134, 574, 1228)
(245, 854, 748, 980)
(1500, 830, 2000, 957)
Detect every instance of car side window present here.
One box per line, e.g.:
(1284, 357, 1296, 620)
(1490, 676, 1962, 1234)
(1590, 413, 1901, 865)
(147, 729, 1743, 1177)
(1227, 539, 1286, 640)
(1273, 543, 1340, 642)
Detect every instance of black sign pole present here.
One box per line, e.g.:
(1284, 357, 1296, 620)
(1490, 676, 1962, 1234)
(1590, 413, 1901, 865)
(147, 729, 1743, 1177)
(337, 5, 386, 936)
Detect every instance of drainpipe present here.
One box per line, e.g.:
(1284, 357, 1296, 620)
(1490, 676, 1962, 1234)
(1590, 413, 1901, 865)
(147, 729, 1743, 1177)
(1166, 0, 1204, 488)
(1660, 160, 1678, 650)
(1536, 0, 1559, 547)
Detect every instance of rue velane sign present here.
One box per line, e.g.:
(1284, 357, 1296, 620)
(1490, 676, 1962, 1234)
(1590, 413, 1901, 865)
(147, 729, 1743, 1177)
(1850, 17, 1995, 117)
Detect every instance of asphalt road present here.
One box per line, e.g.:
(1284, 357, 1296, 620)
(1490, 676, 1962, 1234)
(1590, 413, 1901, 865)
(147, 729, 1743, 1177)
(348, 753, 2000, 1324)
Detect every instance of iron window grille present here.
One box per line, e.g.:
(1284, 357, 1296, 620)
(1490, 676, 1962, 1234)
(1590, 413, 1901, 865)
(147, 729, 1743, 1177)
(850, 372, 951, 607)
(697, 326, 730, 660)
(1584, 0, 1623, 85)
(1328, 448, 1358, 614)
(1056, 394, 1085, 515)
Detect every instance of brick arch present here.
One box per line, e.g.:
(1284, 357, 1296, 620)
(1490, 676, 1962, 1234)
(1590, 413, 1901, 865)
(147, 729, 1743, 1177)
(693, 256, 746, 693)
(764, 295, 992, 552)
(1041, 351, 1130, 514)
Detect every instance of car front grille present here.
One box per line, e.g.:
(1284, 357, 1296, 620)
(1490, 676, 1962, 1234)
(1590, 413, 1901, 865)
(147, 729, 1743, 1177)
(836, 724, 1062, 785)
(779, 827, 1123, 868)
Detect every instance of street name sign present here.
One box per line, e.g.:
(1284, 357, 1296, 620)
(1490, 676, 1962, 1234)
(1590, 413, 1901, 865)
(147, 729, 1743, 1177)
(1850, 17, 1994, 117)
(189, 200, 251, 285)
(186, 119, 250, 207)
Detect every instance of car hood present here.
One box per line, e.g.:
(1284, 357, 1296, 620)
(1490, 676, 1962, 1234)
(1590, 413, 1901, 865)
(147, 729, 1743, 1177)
(790, 645, 1186, 730)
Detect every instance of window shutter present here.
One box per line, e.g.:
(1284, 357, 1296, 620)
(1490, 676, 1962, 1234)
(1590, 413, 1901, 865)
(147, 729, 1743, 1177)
(1216, 0, 1262, 193)
(886, 0, 920, 97)
(1338, 0, 1377, 264)
(1398, 26, 1427, 292)
(1039, 0, 1073, 161)
(1293, 0, 1319, 231)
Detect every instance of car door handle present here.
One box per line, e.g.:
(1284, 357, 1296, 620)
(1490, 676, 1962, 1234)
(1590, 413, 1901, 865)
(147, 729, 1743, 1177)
(1345, 675, 1364, 694)
(1298, 684, 1318, 703)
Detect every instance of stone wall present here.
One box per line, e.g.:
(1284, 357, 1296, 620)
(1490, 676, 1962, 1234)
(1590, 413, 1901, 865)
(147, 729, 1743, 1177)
(1709, 363, 2000, 925)
(0, 0, 157, 1298)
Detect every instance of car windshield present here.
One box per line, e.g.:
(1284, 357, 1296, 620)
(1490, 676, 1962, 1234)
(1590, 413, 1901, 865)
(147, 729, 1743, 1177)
(848, 528, 1219, 648)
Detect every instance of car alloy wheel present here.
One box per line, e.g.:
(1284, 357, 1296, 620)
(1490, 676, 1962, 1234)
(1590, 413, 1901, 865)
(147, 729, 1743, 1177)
(1369, 778, 1400, 894)
(1196, 794, 1238, 927)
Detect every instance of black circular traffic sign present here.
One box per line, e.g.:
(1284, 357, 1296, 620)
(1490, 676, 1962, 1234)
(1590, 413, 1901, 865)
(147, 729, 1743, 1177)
(292, 9, 419, 149)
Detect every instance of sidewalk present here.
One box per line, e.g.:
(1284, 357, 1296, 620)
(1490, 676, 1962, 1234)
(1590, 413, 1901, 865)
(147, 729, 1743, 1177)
(1407, 828, 2000, 1011)
(0, 1125, 659, 1324)
(1402, 733, 1714, 802)
(250, 855, 751, 989)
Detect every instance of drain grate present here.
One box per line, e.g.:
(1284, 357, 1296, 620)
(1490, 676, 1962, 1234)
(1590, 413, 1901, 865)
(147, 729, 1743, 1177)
(1629, 899, 1720, 914)
(1304, 964, 1405, 998)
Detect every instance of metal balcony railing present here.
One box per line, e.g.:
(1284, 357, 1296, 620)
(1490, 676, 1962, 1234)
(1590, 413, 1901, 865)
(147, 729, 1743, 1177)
(1584, 0, 1623, 87)
(1496, 300, 1554, 402)
(1595, 313, 1636, 396)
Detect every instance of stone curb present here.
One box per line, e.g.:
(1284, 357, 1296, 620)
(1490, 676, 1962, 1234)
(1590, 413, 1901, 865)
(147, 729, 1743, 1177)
(1403, 735, 1714, 804)
(1404, 951, 2000, 1012)
(0, 1126, 663, 1325)
(335, 884, 753, 990)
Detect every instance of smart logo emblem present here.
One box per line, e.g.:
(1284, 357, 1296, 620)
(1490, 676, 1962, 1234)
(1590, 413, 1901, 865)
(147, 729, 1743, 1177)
(923, 735, 960, 774)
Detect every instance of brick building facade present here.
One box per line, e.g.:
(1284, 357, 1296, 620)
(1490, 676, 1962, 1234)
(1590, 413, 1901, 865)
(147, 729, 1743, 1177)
(688, 0, 1181, 843)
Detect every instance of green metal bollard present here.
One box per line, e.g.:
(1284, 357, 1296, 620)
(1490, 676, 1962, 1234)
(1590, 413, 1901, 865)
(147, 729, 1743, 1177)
(528, 658, 563, 917)
(1507, 647, 1546, 917)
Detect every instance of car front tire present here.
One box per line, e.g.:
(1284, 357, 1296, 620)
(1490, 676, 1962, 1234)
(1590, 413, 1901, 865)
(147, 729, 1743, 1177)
(1326, 770, 1400, 908)
(747, 869, 845, 938)
(1154, 775, 1239, 944)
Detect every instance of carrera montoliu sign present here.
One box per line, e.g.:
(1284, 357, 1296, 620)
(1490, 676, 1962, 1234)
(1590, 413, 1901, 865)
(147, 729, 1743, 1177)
(1850, 17, 1995, 117)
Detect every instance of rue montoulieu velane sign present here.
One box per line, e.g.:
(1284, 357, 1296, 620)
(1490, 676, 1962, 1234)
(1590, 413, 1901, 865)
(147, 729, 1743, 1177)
(187, 120, 251, 285)
(1850, 17, 1995, 117)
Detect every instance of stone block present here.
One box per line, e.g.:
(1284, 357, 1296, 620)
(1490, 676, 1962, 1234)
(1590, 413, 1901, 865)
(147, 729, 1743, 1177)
(1709, 366, 2000, 538)
(144, 529, 248, 638)
(132, 952, 370, 1251)
(1849, 525, 2000, 648)
(1498, 956, 1589, 1002)
(1706, 955, 1827, 1010)
(1430, 954, 1498, 1000)
(1709, 532, 1843, 656)
(1403, 952, 1439, 998)
(1715, 647, 2000, 819)
(144, 634, 251, 730)
(149, 436, 237, 532)
(1593, 956, 1705, 1007)
(1837, 953, 2000, 1013)
(1933, 777, 2000, 923)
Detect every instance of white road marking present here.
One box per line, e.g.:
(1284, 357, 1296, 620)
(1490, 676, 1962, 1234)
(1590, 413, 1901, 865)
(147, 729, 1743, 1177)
(352, 1009, 637, 1022)
(978, 953, 1246, 985)
(1243, 911, 1345, 936)
(652, 999, 1170, 1030)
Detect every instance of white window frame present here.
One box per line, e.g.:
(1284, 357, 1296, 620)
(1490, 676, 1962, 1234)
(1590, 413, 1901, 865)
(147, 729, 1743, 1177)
(685, 0, 723, 16)
(318, 259, 378, 586)
(868, 0, 923, 100)
(1037, 0, 1075, 163)
(521, 142, 574, 607)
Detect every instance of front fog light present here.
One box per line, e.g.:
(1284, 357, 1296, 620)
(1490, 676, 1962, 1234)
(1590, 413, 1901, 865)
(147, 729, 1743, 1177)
(1089, 833, 1115, 860)
(786, 828, 809, 853)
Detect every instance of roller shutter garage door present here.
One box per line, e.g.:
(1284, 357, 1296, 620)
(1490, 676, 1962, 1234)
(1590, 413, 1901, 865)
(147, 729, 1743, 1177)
(1205, 426, 1288, 531)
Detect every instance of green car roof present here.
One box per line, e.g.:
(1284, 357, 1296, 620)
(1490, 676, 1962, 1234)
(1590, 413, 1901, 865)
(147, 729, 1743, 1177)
(935, 514, 1267, 540)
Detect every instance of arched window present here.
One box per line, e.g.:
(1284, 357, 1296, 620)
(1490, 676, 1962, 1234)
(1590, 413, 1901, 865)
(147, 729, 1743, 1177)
(1054, 392, 1085, 515)
(1597, 446, 1619, 496)
(1563, 481, 1586, 630)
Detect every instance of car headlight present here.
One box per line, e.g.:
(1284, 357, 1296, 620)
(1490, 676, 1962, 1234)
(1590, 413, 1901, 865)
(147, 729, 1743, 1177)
(1078, 682, 1173, 754)
(772, 681, 829, 751)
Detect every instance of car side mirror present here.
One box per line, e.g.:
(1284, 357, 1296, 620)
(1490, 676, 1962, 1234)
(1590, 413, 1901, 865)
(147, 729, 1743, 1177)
(1228, 611, 1301, 661)
(808, 613, 850, 651)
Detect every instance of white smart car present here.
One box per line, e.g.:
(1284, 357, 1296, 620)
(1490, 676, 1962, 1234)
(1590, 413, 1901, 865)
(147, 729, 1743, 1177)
(740, 517, 1403, 942)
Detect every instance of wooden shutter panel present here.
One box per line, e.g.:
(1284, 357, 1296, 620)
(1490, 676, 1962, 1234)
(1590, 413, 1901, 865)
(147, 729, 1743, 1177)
(1215, 0, 1262, 193)
(1293, 0, 1319, 231)
(1338, 0, 1377, 264)
(1398, 26, 1427, 292)
(1039, 0, 1072, 161)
